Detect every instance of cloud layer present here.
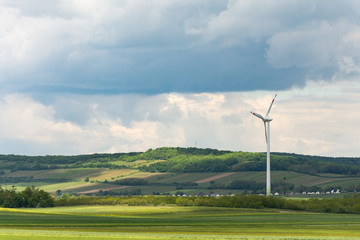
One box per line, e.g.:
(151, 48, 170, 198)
(1, 0, 360, 94)
(0, 80, 359, 156)
(0, 1, 359, 157)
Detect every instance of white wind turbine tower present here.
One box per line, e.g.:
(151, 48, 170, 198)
(250, 94, 277, 196)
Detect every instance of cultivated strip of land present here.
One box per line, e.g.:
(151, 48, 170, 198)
(78, 186, 130, 194)
(196, 172, 236, 183)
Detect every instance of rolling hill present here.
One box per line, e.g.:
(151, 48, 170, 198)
(1, 147, 360, 196)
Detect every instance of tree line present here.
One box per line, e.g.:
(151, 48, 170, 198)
(209, 179, 360, 194)
(0, 186, 54, 208)
(1, 147, 360, 176)
(140, 150, 360, 176)
(54, 194, 360, 214)
(1, 185, 360, 214)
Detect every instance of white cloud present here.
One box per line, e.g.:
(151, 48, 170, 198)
(185, 0, 285, 45)
(0, 0, 234, 93)
(0, 1, 360, 157)
(266, 21, 360, 70)
(272, 80, 360, 156)
(0, 80, 360, 157)
(184, 0, 360, 82)
(0, 0, 360, 94)
(0, 5, 87, 75)
(0, 1, 172, 73)
(0, 93, 188, 155)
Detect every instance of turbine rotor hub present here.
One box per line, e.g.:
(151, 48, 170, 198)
(264, 117, 273, 122)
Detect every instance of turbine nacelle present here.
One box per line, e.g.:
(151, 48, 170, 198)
(249, 112, 273, 122)
(264, 117, 273, 122)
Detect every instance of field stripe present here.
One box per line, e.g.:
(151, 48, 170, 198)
(0, 229, 359, 240)
(78, 186, 130, 194)
(196, 172, 236, 183)
(158, 173, 191, 183)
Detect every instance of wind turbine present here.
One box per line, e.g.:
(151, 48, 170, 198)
(250, 94, 277, 196)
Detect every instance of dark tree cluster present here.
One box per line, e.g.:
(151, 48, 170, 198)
(95, 188, 142, 196)
(141, 157, 237, 173)
(0, 152, 139, 171)
(139, 149, 360, 176)
(113, 178, 149, 185)
(1, 147, 360, 176)
(52, 194, 360, 214)
(0, 186, 54, 208)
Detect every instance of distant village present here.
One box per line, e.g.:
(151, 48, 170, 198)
(172, 189, 344, 198)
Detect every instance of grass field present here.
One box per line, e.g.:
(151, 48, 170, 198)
(0, 205, 360, 239)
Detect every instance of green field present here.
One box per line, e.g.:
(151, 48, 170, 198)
(0, 205, 360, 239)
(3, 169, 360, 195)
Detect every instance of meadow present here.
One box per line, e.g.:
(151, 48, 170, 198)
(1, 205, 360, 239)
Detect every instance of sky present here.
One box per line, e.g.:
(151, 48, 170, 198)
(0, 0, 360, 157)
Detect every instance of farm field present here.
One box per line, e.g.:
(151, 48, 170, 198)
(3, 168, 138, 181)
(2, 169, 360, 195)
(2, 147, 360, 195)
(0, 205, 360, 239)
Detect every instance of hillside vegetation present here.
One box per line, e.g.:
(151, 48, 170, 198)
(1, 147, 360, 195)
(1, 147, 359, 174)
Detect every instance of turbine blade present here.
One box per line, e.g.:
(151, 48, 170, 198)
(265, 94, 277, 117)
(264, 122, 268, 144)
(250, 111, 264, 121)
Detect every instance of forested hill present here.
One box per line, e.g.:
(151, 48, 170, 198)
(272, 152, 360, 167)
(0, 147, 359, 176)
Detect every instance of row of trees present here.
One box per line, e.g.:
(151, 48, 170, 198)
(208, 180, 294, 193)
(175, 194, 360, 213)
(140, 156, 238, 173)
(106, 175, 360, 194)
(113, 178, 149, 185)
(141, 151, 360, 176)
(0, 152, 139, 171)
(208, 180, 360, 194)
(1, 185, 360, 214)
(1, 147, 359, 175)
(0, 186, 54, 208)
(53, 194, 360, 214)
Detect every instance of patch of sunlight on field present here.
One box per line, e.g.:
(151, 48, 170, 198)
(3, 168, 139, 183)
(89, 169, 138, 181)
(0, 229, 360, 240)
(154, 172, 222, 184)
(109, 159, 165, 168)
(38, 181, 88, 192)
(129, 171, 164, 179)
(0, 184, 26, 191)
(61, 183, 122, 193)
(5, 205, 208, 216)
(1, 206, 277, 218)
(43, 168, 101, 179)
(39, 181, 124, 193)
(4, 169, 103, 180)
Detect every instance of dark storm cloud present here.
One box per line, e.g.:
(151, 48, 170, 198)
(0, 0, 359, 95)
